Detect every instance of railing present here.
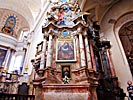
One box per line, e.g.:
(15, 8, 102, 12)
(0, 93, 35, 100)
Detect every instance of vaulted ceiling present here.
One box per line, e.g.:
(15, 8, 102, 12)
(0, 0, 47, 38)
(83, 0, 120, 23)
(0, 0, 120, 39)
(0, 0, 46, 27)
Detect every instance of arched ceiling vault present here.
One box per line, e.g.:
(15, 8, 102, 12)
(0, 0, 123, 39)
(0, 0, 48, 30)
(0, 0, 48, 39)
(83, 0, 120, 23)
(0, 0, 34, 29)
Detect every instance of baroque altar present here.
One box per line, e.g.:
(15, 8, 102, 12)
(32, 0, 99, 100)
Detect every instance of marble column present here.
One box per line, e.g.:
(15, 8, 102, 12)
(21, 48, 26, 64)
(79, 33, 86, 67)
(40, 36, 47, 69)
(106, 49, 116, 77)
(46, 34, 53, 67)
(75, 35, 80, 69)
(3, 48, 11, 70)
(89, 41, 97, 71)
(84, 36, 92, 69)
(52, 35, 57, 68)
(7, 49, 15, 72)
(22, 43, 30, 74)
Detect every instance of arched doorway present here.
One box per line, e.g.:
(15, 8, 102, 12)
(119, 21, 133, 75)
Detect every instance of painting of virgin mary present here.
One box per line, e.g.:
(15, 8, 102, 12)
(57, 39, 75, 61)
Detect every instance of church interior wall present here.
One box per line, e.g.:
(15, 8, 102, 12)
(25, 28, 44, 75)
(0, 0, 132, 99)
(100, 0, 133, 93)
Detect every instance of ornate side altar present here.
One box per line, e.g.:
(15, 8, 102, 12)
(32, 0, 99, 100)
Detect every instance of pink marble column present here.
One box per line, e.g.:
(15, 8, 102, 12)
(79, 33, 86, 67)
(84, 36, 92, 69)
(46, 34, 53, 67)
(52, 35, 57, 68)
(40, 36, 47, 69)
(89, 41, 97, 71)
(107, 49, 116, 77)
(75, 35, 80, 68)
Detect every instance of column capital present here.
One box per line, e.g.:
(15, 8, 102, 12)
(77, 27, 82, 33)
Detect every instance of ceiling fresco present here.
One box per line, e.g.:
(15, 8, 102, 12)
(0, 9, 29, 39)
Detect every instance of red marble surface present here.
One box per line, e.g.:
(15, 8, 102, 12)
(42, 84, 90, 93)
(42, 84, 91, 100)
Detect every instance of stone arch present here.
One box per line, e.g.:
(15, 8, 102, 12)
(113, 12, 133, 67)
(118, 21, 133, 75)
(100, 0, 133, 92)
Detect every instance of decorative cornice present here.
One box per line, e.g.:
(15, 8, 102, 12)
(42, 18, 89, 34)
(0, 32, 17, 49)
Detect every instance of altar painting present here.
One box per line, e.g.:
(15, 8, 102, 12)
(56, 39, 76, 62)
(0, 48, 7, 67)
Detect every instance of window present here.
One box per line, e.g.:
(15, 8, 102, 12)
(119, 21, 133, 75)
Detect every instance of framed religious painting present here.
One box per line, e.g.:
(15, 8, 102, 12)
(36, 41, 43, 54)
(56, 39, 76, 62)
(62, 65, 71, 78)
(0, 48, 7, 67)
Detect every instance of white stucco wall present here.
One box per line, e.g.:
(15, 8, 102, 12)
(100, 0, 133, 94)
